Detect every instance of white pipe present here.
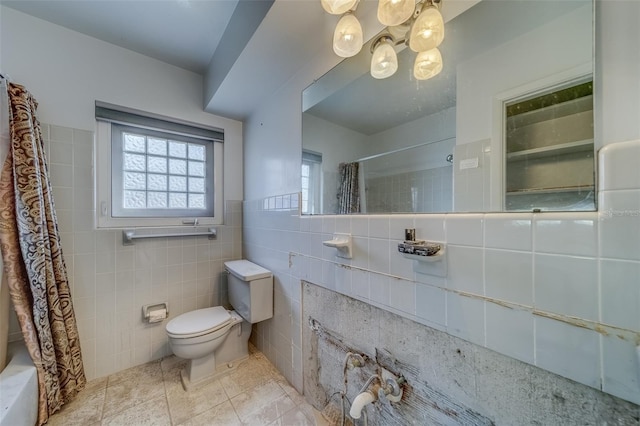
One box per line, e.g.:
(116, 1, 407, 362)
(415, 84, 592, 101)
(350, 390, 377, 419)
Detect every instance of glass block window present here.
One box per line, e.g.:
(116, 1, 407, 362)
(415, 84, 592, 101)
(111, 124, 216, 218)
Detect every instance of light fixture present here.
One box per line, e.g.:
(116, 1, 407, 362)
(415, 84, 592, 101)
(370, 35, 398, 79)
(409, 1, 445, 53)
(333, 12, 364, 57)
(323, 0, 445, 80)
(377, 0, 415, 27)
(413, 47, 443, 80)
(321, 0, 358, 15)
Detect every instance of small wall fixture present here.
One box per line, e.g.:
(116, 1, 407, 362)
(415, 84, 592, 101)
(398, 231, 447, 276)
(322, 0, 445, 81)
(323, 233, 353, 259)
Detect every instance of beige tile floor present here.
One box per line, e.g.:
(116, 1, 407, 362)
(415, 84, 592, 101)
(47, 348, 324, 426)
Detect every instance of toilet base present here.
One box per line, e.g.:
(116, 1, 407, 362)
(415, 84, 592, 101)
(172, 312, 253, 391)
(180, 355, 249, 391)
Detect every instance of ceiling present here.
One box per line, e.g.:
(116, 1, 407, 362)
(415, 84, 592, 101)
(1, 0, 241, 74)
(1, 0, 305, 120)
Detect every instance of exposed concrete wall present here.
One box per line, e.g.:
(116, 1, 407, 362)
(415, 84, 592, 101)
(302, 282, 640, 425)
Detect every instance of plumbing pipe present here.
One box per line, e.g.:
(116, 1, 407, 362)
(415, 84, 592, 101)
(349, 390, 377, 419)
(341, 352, 365, 426)
(357, 374, 381, 394)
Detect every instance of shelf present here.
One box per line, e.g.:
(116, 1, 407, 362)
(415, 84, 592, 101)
(507, 95, 593, 128)
(506, 185, 595, 196)
(507, 139, 593, 161)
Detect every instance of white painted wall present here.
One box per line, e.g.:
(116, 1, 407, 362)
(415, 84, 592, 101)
(0, 6, 243, 202)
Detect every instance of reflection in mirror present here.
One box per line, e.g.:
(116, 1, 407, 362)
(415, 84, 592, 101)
(302, 0, 594, 215)
(504, 79, 594, 212)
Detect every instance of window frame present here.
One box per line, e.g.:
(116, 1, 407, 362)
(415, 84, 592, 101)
(111, 123, 216, 218)
(301, 150, 322, 215)
(96, 116, 224, 229)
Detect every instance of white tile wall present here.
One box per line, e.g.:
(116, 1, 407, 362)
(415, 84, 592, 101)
(243, 139, 640, 405)
(4, 124, 243, 380)
(485, 304, 534, 364)
(364, 166, 453, 213)
(485, 249, 533, 305)
(534, 254, 598, 321)
(534, 212, 598, 257)
(600, 259, 640, 331)
(535, 316, 601, 389)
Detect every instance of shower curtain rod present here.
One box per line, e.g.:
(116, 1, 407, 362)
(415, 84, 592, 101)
(355, 136, 456, 163)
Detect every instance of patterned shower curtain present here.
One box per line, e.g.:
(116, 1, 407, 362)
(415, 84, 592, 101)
(337, 162, 360, 214)
(0, 82, 85, 425)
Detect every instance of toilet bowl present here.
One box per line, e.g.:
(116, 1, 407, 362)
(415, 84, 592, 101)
(166, 260, 273, 390)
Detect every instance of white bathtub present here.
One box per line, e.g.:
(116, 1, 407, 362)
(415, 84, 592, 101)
(0, 341, 38, 426)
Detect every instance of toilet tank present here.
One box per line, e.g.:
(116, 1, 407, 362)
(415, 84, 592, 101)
(224, 260, 273, 324)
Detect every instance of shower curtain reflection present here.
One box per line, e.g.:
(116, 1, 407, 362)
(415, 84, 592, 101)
(337, 161, 360, 214)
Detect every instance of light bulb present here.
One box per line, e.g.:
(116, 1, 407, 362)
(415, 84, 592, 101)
(377, 0, 415, 27)
(333, 13, 363, 57)
(321, 0, 358, 15)
(370, 38, 398, 79)
(409, 5, 444, 52)
(413, 48, 443, 80)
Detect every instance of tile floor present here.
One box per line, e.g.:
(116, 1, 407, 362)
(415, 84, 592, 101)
(47, 348, 324, 426)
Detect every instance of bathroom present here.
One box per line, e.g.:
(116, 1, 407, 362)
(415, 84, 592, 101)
(1, 0, 640, 425)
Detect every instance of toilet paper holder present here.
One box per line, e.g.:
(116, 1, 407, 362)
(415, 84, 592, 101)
(142, 302, 169, 324)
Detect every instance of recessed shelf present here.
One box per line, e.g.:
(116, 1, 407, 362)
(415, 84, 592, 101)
(507, 95, 593, 127)
(507, 139, 593, 161)
(504, 78, 595, 212)
(506, 185, 595, 196)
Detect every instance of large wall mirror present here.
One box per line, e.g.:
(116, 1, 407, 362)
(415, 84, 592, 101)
(302, 0, 594, 215)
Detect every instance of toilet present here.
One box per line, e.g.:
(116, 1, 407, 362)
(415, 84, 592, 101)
(166, 259, 273, 390)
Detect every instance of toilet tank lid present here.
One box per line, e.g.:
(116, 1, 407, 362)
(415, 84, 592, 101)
(224, 260, 272, 281)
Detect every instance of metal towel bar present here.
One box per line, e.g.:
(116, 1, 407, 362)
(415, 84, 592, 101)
(122, 227, 217, 245)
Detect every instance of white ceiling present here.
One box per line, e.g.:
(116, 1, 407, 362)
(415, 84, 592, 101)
(2, 0, 241, 74)
(0, 0, 334, 120)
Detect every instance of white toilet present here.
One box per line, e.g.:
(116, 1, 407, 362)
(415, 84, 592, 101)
(166, 259, 273, 390)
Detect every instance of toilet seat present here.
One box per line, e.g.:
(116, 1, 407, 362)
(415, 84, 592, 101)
(166, 306, 232, 339)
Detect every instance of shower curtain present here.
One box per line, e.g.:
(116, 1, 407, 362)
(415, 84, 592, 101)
(0, 81, 85, 425)
(337, 162, 360, 214)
